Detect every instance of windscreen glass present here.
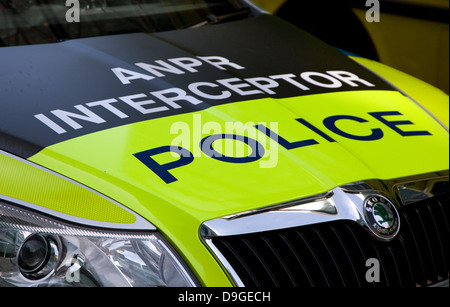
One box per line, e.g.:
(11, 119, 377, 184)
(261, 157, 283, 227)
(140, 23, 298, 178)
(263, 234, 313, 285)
(0, 0, 245, 46)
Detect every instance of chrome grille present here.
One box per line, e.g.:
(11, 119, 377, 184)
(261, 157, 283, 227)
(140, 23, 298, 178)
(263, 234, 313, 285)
(211, 192, 449, 287)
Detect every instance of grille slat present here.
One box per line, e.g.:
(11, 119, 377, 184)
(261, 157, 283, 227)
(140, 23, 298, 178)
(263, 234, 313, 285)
(212, 193, 449, 287)
(413, 206, 438, 283)
(219, 240, 262, 287)
(244, 237, 284, 286)
(396, 236, 416, 287)
(313, 229, 348, 287)
(425, 203, 447, 278)
(435, 197, 450, 273)
(278, 233, 316, 287)
(295, 230, 332, 287)
(260, 235, 298, 286)
(369, 240, 391, 287)
(387, 245, 404, 286)
(399, 211, 428, 286)
(436, 197, 450, 233)
(328, 226, 364, 287)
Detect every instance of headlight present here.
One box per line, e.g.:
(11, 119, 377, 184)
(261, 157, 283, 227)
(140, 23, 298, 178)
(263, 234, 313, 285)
(0, 200, 199, 287)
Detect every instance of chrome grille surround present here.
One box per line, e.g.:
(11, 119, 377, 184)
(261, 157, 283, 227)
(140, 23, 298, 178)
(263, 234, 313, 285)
(201, 171, 449, 287)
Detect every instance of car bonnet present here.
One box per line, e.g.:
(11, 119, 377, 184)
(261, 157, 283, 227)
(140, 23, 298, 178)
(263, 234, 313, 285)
(0, 15, 448, 241)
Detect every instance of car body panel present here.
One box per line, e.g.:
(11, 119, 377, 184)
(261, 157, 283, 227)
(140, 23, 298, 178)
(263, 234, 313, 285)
(0, 15, 392, 158)
(0, 151, 136, 225)
(27, 88, 449, 285)
(30, 89, 449, 223)
(350, 56, 449, 130)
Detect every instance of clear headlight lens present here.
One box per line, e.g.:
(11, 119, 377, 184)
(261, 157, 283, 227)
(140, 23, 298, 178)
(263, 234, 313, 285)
(0, 201, 199, 287)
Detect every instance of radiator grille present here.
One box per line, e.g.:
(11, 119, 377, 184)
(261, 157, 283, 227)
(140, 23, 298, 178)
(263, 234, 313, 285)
(212, 193, 449, 287)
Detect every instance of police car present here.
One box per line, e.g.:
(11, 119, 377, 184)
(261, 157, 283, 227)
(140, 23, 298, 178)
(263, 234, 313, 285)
(0, 0, 448, 287)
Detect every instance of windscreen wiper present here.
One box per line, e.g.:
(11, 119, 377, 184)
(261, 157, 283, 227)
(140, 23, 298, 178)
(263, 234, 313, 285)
(185, 7, 251, 29)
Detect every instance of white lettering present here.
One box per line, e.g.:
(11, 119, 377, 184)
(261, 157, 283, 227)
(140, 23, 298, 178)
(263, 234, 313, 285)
(300, 72, 342, 88)
(327, 70, 376, 87)
(119, 94, 169, 114)
(217, 78, 264, 96)
(270, 73, 310, 91)
(198, 56, 246, 71)
(135, 60, 185, 78)
(150, 88, 203, 109)
(168, 57, 203, 73)
(86, 98, 129, 118)
(245, 77, 280, 95)
(188, 82, 232, 100)
(36, 54, 380, 136)
(111, 67, 154, 85)
(51, 105, 105, 130)
(34, 114, 67, 134)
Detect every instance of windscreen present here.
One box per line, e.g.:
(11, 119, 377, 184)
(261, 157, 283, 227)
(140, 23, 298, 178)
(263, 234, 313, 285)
(0, 0, 245, 46)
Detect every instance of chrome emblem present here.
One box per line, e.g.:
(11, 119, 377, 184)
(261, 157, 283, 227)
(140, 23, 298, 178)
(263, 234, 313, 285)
(363, 195, 400, 240)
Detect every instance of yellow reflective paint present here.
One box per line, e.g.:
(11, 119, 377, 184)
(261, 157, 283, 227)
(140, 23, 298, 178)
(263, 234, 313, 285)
(352, 56, 449, 130)
(29, 89, 449, 286)
(0, 152, 136, 224)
